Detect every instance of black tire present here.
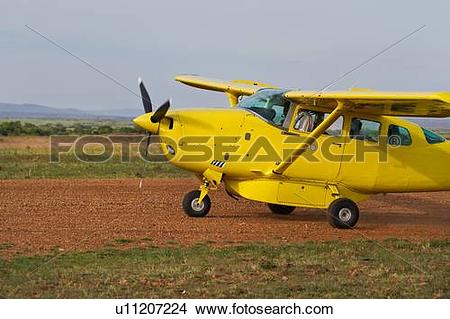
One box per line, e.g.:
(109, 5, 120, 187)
(182, 190, 211, 217)
(268, 203, 296, 215)
(327, 198, 359, 229)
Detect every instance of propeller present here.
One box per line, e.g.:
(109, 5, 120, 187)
(137, 77, 172, 159)
(138, 77, 152, 113)
(138, 77, 153, 160)
(151, 99, 171, 123)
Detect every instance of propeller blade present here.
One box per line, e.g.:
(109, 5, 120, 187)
(138, 77, 152, 113)
(144, 133, 151, 159)
(151, 99, 171, 123)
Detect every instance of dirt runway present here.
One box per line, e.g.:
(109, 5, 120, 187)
(0, 178, 449, 256)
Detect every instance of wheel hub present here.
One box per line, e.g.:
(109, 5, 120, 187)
(191, 198, 205, 212)
(338, 208, 352, 222)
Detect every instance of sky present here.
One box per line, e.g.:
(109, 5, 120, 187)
(1, 0, 450, 115)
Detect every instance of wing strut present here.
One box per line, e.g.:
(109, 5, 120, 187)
(226, 93, 239, 107)
(273, 101, 350, 175)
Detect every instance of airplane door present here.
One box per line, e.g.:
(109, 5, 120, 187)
(374, 123, 411, 191)
(338, 117, 382, 191)
(283, 114, 345, 181)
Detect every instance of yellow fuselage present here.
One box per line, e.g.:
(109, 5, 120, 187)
(134, 107, 450, 208)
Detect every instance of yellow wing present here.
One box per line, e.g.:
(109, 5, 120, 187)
(175, 75, 277, 106)
(284, 90, 450, 118)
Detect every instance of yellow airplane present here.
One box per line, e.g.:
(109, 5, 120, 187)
(133, 75, 450, 229)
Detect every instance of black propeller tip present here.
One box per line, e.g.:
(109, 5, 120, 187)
(151, 99, 171, 123)
(138, 77, 152, 114)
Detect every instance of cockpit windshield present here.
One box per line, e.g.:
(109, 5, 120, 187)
(237, 89, 290, 127)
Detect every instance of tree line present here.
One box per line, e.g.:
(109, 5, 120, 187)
(0, 121, 143, 136)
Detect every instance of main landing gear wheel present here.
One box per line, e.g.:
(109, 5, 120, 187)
(182, 190, 211, 217)
(267, 203, 296, 215)
(327, 198, 359, 229)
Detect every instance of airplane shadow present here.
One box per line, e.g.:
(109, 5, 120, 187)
(208, 207, 448, 226)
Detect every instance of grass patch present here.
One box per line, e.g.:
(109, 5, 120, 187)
(0, 243, 14, 251)
(0, 138, 190, 179)
(114, 238, 134, 245)
(0, 240, 448, 298)
(165, 240, 180, 246)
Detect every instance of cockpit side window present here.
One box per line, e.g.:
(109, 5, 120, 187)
(293, 111, 316, 132)
(237, 89, 290, 127)
(292, 109, 343, 136)
(325, 114, 344, 136)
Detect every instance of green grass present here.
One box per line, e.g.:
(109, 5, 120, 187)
(0, 145, 189, 179)
(0, 240, 448, 298)
(114, 238, 134, 245)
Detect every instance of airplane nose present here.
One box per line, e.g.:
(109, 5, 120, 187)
(132, 113, 159, 134)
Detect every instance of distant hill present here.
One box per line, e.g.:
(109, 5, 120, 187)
(0, 102, 448, 128)
(0, 102, 132, 120)
(408, 118, 450, 129)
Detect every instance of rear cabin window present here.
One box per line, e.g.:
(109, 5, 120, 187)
(388, 125, 412, 146)
(421, 127, 446, 144)
(350, 118, 381, 142)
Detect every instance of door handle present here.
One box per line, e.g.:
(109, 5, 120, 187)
(332, 142, 343, 147)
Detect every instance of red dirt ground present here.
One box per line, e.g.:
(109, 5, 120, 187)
(0, 178, 449, 256)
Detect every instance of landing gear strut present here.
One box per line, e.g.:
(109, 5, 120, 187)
(182, 169, 222, 218)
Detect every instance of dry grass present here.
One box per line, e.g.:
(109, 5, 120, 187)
(0, 240, 448, 298)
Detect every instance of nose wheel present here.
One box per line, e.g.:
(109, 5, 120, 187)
(327, 198, 359, 229)
(182, 169, 222, 218)
(182, 190, 211, 217)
